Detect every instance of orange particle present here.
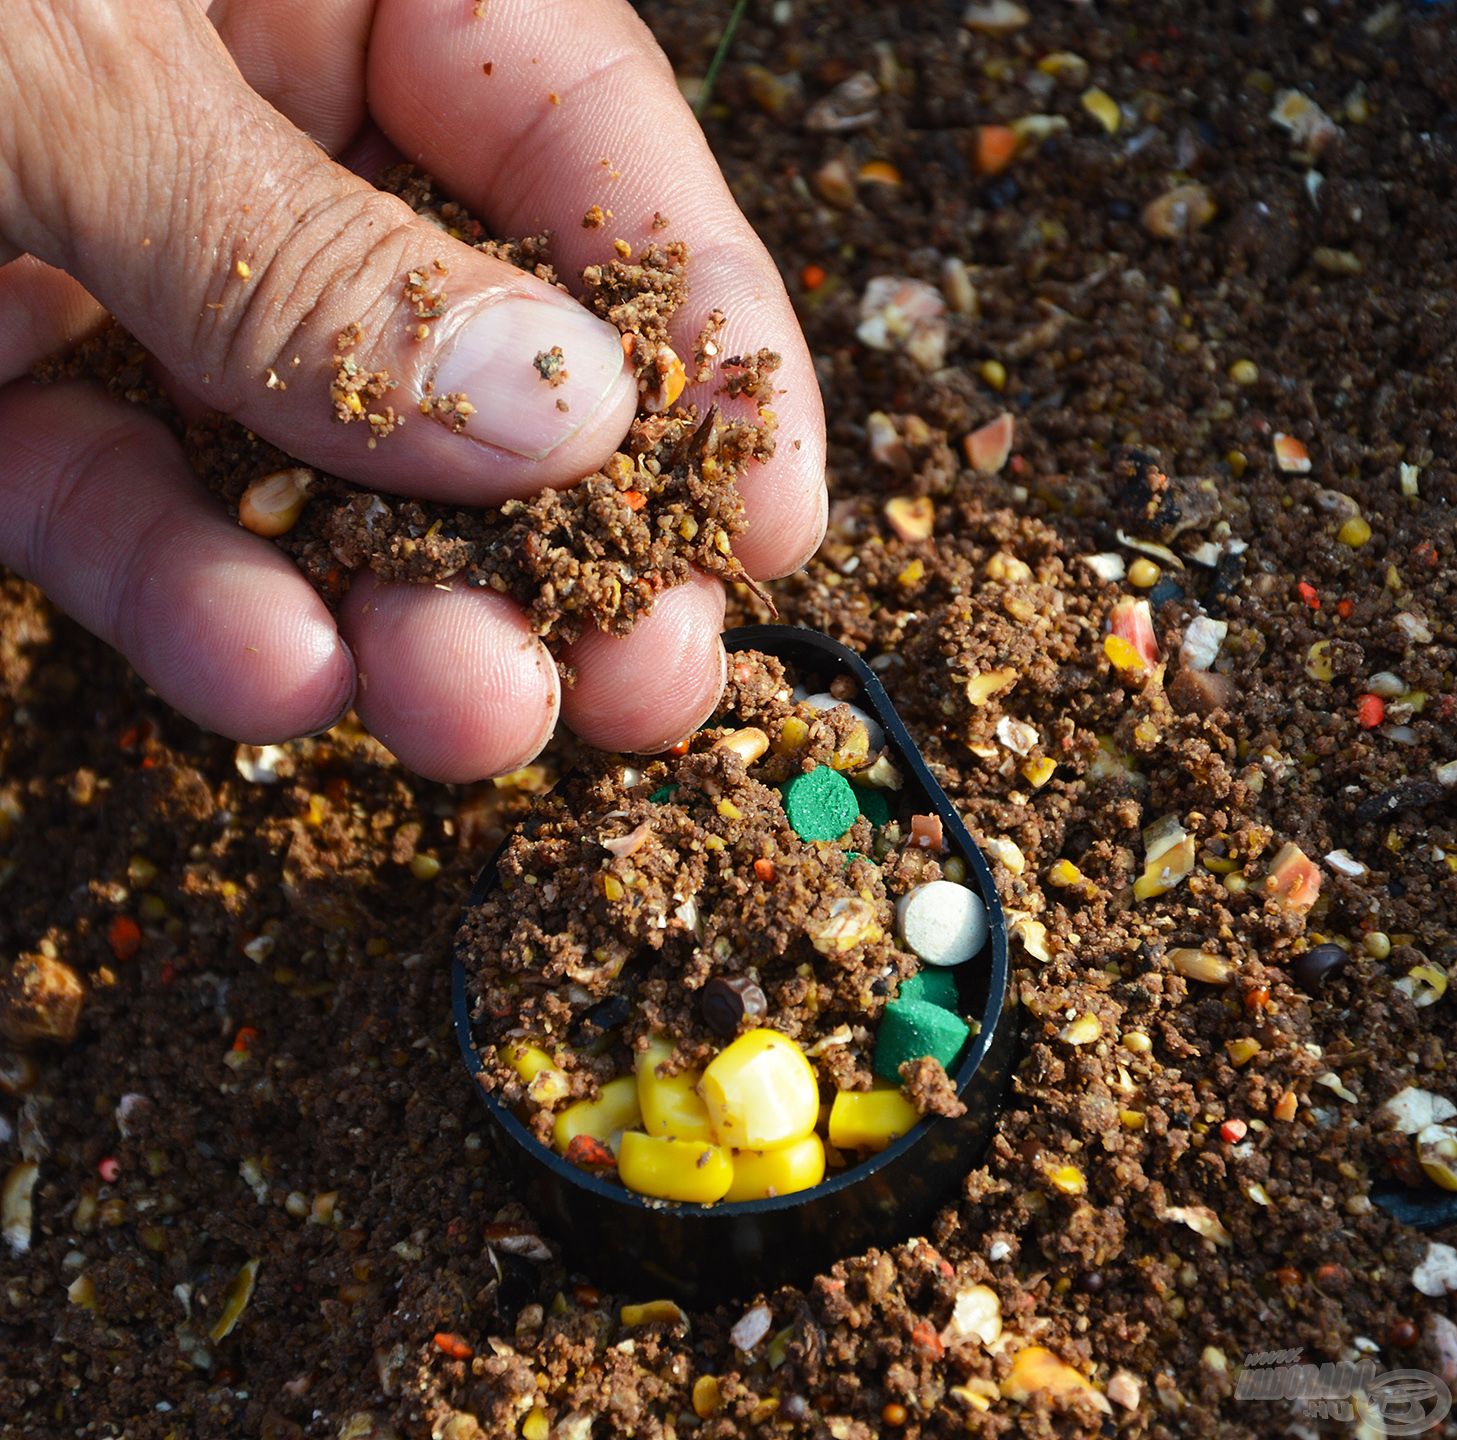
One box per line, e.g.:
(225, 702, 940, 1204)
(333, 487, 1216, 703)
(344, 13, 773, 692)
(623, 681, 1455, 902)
(108, 915, 142, 962)
(231, 1026, 259, 1054)
(668, 736, 692, 757)
(800, 263, 827, 291)
(1336, 598, 1354, 619)
(975, 125, 1018, 176)
(432, 1332, 473, 1361)
(563, 1134, 616, 1169)
(753, 858, 776, 883)
(1244, 986, 1270, 1013)
(882, 1403, 908, 1428)
(623, 490, 647, 512)
(1355, 693, 1385, 729)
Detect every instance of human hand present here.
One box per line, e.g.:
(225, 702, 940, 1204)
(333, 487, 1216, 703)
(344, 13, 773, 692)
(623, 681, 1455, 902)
(0, 0, 826, 780)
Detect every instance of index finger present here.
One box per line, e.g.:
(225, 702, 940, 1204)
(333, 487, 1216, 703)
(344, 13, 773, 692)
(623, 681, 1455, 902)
(367, 0, 827, 580)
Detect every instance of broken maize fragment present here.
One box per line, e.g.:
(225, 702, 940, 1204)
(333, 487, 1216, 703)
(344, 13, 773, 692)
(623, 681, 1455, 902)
(1265, 842, 1322, 913)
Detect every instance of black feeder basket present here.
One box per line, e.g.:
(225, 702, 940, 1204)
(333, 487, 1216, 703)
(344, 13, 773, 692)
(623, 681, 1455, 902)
(452, 624, 1017, 1303)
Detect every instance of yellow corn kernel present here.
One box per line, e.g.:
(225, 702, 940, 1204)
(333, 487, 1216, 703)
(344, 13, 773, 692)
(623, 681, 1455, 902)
(505, 1041, 559, 1083)
(1038, 51, 1089, 80)
(692, 1375, 723, 1419)
(1121, 1030, 1151, 1054)
(1047, 1163, 1086, 1195)
(979, 359, 1007, 390)
(827, 1083, 920, 1153)
(714, 727, 769, 765)
(619, 1298, 685, 1328)
(1060, 1014, 1102, 1045)
(1003, 1346, 1105, 1408)
(725, 1133, 826, 1202)
(1103, 634, 1147, 674)
(858, 159, 902, 187)
(1272, 1090, 1298, 1122)
(239, 468, 313, 538)
(1048, 859, 1083, 889)
(618, 1132, 732, 1204)
(1127, 557, 1160, 588)
(1167, 948, 1232, 984)
(1228, 359, 1259, 386)
(1338, 516, 1372, 548)
(552, 1076, 642, 1155)
(1225, 1037, 1262, 1067)
(1416, 1125, 1457, 1192)
(522, 1409, 550, 1440)
(829, 723, 871, 772)
(1081, 87, 1120, 133)
(1119, 1109, 1146, 1131)
(635, 1039, 713, 1142)
(716, 798, 743, 822)
(776, 716, 810, 754)
(965, 667, 1018, 707)
(597, 873, 625, 902)
(1304, 641, 1334, 682)
(702, 1029, 819, 1151)
(1021, 756, 1056, 789)
(897, 558, 926, 588)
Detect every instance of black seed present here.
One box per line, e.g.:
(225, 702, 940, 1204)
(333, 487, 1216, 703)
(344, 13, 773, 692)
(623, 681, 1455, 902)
(702, 976, 769, 1037)
(570, 993, 632, 1044)
(1077, 1270, 1105, 1294)
(983, 176, 1020, 210)
(1148, 577, 1186, 607)
(1291, 943, 1349, 992)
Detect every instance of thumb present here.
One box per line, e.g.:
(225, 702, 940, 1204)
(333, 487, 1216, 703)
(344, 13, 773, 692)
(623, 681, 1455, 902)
(0, 0, 636, 501)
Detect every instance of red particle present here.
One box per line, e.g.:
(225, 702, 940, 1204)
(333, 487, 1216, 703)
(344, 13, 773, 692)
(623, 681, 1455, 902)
(159, 961, 176, 987)
(231, 1026, 259, 1054)
(1389, 1319, 1420, 1349)
(563, 1134, 616, 1170)
(1219, 1118, 1248, 1145)
(800, 262, 827, 291)
(1355, 693, 1385, 729)
(1273, 1266, 1301, 1287)
(1414, 540, 1439, 568)
(908, 1319, 945, 1360)
(622, 489, 647, 512)
(432, 1331, 474, 1361)
(753, 858, 776, 883)
(1336, 598, 1354, 619)
(1297, 582, 1320, 610)
(667, 736, 692, 757)
(108, 915, 143, 962)
(98, 1156, 121, 1184)
(909, 813, 945, 852)
(1136, 49, 1162, 72)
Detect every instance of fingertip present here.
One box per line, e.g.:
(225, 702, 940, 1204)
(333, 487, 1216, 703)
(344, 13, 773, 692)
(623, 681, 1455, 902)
(125, 547, 357, 744)
(339, 573, 559, 781)
(560, 573, 726, 752)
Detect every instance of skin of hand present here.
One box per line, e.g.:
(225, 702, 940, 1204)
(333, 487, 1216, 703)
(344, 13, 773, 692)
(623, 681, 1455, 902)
(0, 0, 827, 781)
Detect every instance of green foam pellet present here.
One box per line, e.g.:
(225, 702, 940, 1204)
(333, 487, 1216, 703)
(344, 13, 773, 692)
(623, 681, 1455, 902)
(897, 969, 960, 1012)
(648, 785, 677, 804)
(851, 785, 892, 827)
(781, 765, 859, 843)
(873, 998, 970, 1084)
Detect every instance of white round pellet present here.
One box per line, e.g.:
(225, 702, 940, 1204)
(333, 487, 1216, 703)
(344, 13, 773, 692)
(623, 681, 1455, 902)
(802, 692, 886, 752)
(895, 880, 988, 968)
